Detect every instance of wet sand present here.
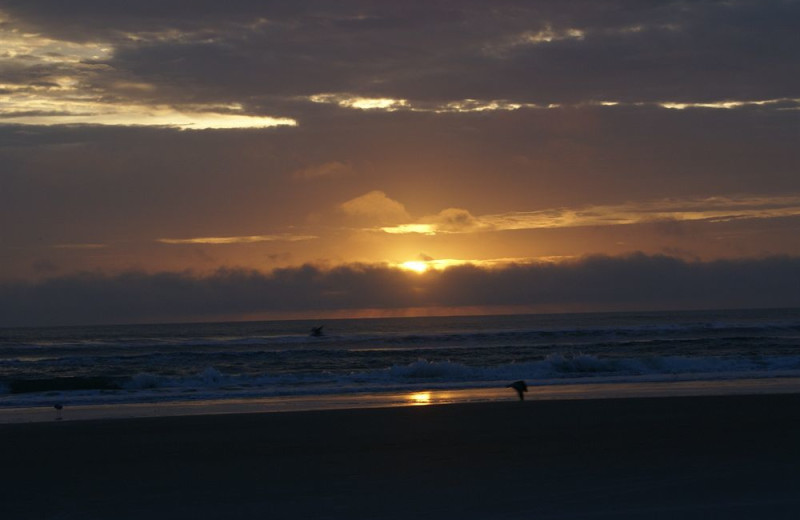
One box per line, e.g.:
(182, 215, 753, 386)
(3, 393, 800, 519)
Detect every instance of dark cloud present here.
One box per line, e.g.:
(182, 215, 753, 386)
(3, 1, 797, 105)
(1, 254, 798, 327)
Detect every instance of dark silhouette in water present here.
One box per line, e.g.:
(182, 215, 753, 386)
(310, 325, 324, 337)
(507, 380, 528, 401)
(54, 403, 63, 421)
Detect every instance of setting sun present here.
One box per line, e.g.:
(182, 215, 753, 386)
(400, 261, 429, 273)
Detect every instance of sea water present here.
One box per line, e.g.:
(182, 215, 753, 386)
(1, 308, 799, 410)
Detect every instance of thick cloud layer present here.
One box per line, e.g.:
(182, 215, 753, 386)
(2, 254, 798, 326)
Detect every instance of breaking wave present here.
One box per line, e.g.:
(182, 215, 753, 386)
(2, 309, 799, 409)
(6, 353, 800, 409)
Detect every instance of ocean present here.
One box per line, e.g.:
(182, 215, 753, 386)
(1, 307, 800, 412)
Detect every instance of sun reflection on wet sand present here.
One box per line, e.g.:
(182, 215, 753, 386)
(407, 391, 432, 405)
(6, 379, 800, 424)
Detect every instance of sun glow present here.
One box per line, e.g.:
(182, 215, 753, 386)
(381, 224, 437, 235)
(396, 258, 501, 273)
(400, 261, 430, 273)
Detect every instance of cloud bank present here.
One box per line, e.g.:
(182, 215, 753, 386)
(2, 254, 798, 327)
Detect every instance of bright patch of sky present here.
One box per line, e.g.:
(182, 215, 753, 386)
(0, 13, 295, 129)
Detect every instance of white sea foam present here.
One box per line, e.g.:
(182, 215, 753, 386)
(6, 353, 800, 404)
(119, 353, 800, 392)
(2, 309, 799, 409)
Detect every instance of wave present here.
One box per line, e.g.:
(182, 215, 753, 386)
(3, 320, 798, 362)
(6, 353, 800, 402)
(4, 376, 122, 394)
(381, 353, 795, 382)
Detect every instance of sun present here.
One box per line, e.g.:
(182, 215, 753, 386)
(400, 260, 429, 273)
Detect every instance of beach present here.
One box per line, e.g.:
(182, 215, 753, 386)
(3, 393, 800, 519)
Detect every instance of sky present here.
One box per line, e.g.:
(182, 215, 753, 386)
(1, 0, 798, 326)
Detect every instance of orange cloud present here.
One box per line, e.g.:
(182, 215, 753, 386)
(339, 191, 411, 225)
(157, 234, 316, 245)
(381, 195, 800, 235)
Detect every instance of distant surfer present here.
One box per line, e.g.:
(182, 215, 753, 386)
(507, 380, 528, 401)
(310, 325, 324, 337)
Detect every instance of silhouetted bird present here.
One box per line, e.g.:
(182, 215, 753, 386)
(507, 380, 528, 401)
(310, 325, 324, 337)
(54, 403, 63, 421)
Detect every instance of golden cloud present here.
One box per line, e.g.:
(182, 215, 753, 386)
(339, 191, 411, 225)
(381, 195, 800, 235)
(157, 234, 316, 245)
(0, 14, 296, 129)
(307, 92, 799, 114)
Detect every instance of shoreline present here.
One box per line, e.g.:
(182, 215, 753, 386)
(3, 376, 800, 424)
(3, 392, 800, 519)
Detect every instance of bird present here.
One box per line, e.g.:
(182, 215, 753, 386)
(310, 325, 324, 337)
(507, 380, 528, 401)
(54, 403, 64, 421)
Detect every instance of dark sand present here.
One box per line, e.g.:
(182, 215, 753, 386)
(3, 394, 800, 519)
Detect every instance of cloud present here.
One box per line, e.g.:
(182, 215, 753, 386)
(422, 208, 484, 233)
(338, 190, 411, 225)
(309, 94, 411, 111)
(2, 254, 799, 326)
(292, 160, 354, 181)
(0, 105, 297, 129)
(381, 208, 484, 235)
(157, 234, 316, 245)
(381, 195, 800, 235)
(3, 1, 799, 115)
(307, 93, 800, 115)
(307, 93, 546, 113)
(0, 14, 295, 129)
